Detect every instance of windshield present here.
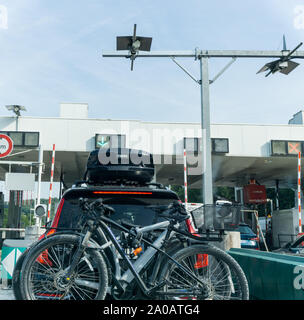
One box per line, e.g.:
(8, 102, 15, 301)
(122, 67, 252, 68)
(291, 236, 304, 248)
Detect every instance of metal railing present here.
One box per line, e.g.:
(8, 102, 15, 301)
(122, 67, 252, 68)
(0, 228, 25, 239)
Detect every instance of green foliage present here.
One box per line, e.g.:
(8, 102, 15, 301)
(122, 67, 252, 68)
(215, 186, 235, 202)
(170, 185, 235, 203)
(266, 188, 295, 210)
(1, 198, 60, 228)
(170, 185, 295, 211)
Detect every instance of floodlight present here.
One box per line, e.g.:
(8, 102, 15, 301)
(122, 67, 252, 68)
(116, 24, 152, 70)
(257, 37, 303, 77)
(5, 105, 27, 116)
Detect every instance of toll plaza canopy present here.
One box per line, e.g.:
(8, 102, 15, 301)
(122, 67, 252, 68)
(0, 103, 304, 190)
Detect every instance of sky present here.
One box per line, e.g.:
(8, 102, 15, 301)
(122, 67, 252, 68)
(0, 0, 304, 126)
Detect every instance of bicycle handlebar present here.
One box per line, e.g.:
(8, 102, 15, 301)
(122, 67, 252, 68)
(79, 198, 188, 224)
(79, 198, 115, 217)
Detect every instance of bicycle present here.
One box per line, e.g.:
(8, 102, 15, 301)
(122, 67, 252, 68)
(19, 198, 249, 300)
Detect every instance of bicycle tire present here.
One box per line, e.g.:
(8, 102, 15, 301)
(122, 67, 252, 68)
(12, 247, 30, 300)
(20, 234, 108, 300)
(158, 244, 249, 300)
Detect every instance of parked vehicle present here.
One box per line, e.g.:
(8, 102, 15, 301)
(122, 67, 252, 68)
(13, 148, 248, 300)
(273, 233, 304, 256)
(19, 198, 249, 300)
(238, 223, 259, 250)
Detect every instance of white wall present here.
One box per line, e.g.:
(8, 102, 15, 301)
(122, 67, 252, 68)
(1, 116, 304, 157)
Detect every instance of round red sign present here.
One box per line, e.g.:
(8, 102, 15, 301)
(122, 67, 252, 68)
(0, 134, 13, 158)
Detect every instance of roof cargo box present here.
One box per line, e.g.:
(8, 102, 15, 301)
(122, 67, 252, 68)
(86, 148, 155, 184)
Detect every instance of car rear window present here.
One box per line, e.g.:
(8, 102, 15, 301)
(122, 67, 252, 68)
(56, 195, 176, 232)
(238, 225, 256, 236)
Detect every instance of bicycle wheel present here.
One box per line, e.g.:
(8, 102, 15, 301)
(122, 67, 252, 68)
(12, 247, 30, 300)
(20, 234, 108, 300)
(159, 245, 249, 300)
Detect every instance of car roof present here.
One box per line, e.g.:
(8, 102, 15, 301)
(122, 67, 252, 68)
(62, 184, 179, 201)
(239, 223, 250, 227)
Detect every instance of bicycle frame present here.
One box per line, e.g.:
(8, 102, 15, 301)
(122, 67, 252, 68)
(77, 214, 209, 297)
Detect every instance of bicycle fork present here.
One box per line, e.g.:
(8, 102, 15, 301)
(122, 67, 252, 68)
(63, 230, 92, 281)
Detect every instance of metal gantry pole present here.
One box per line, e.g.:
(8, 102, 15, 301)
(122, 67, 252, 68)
(102, 47, 304, 206)
(200, 56, 213, 205)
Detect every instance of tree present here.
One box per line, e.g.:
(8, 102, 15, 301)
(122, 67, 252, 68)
(170, 185, 235, 203)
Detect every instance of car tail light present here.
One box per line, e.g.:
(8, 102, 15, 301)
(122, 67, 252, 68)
(185, 218, 196, 234)
(38, 198, 65, 241)
(36, 199, 65, 265)
(250, 237, 260, 250)
(185, 217, 208, 268)
(93, 191, 152, 195)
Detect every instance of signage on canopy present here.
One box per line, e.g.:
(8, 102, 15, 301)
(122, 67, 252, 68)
(0, 134, 13, 158)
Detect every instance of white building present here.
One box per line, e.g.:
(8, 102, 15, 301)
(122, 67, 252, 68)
(0, 103, 303, 194)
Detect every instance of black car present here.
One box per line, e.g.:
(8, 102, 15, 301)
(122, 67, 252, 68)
(13, 148, 197, 299)
(46, 183, 181, 236)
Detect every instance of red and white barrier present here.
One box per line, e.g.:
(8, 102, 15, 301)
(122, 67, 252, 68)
(183, 149, 188, 209)
(47, 144, 56, 222)
(298, 152, 302, 234)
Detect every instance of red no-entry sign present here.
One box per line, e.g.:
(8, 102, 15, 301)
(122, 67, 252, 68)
(0, 134, 13, 158)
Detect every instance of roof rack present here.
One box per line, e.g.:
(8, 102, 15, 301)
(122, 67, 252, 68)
(72, 180, 167, 190)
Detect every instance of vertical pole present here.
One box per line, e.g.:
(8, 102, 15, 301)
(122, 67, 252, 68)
(254, 210, 269, 252)
(36, 144, 43, 227)
(199, 56, 213, 205)
(275, 180, 280, 210)
(47, 144, 56, 223)
(183, 148, 188, 209)
(298, 152, 302, 234)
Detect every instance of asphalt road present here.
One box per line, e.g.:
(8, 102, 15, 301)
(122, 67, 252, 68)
(0, 288, 15, 300)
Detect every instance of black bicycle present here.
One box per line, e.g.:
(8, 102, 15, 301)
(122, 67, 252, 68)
(19, 199, 249, 300)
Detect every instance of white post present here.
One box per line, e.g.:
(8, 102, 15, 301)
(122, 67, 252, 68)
(47, 144, 56, 223)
